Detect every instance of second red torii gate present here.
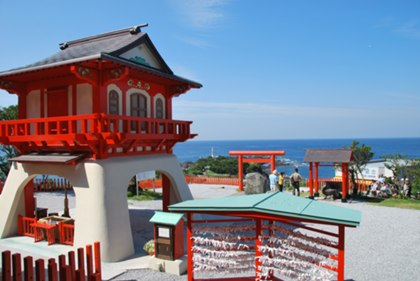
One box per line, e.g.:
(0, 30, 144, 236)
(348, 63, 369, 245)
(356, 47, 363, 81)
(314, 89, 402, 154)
(229, 150, 286, 191)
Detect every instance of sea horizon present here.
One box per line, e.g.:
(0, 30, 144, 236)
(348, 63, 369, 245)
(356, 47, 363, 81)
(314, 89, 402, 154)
(173, 137, 420, 179)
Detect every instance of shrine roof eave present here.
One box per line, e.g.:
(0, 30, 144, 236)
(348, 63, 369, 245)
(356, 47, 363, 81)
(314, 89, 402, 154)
(0, 53, 202, 90)
(101, 53, 202, 89)
(169, 192, 361, 227)
(0, 54, 101, 78)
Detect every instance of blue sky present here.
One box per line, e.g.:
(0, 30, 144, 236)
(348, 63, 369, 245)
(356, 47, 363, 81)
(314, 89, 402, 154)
(0, 0, 419, 140)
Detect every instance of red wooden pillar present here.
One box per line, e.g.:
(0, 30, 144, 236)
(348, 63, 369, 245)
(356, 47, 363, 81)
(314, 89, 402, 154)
(24, 180, 35, 217)
(255, 218, 262, 280)
(338, 225, 345, 281)
(270, 154, 276, 174)
(238, 155, 244, 191)
(162, 174, 170, 212)
(186, 213, 193, 281)
(314, 162, 320, 196)
(309, 162, 314, 198)
(341, 164, 348, 203)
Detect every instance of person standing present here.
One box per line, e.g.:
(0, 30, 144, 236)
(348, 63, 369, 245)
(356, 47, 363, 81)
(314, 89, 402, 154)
(278, 172, 285, 192)
(269, 170, 279, 192)
(290, 168, 303, 196)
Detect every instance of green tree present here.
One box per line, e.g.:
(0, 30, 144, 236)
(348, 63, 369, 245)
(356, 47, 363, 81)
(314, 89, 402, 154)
(382, 154, 411, 180)
(185, 156, 238, 176)
(0, 105, 18, 179)
(346, 141, 374, 195)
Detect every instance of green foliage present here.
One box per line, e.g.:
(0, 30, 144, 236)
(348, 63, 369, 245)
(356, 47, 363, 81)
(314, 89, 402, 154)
(346, 140, 374, 194)
(143, 239, 155, 254)
(0, 105, 18, 179)
(246, 163, 263, 174)
(185, 156, 238, 176)
(130, 190, 162, 201)
(381, 154, 420, 195)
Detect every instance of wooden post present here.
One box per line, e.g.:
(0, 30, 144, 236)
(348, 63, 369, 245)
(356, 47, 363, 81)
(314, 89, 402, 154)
(48, 258, 58, 281)
(314, 162, 320, 196)
(341, 164, 348, 203)
(86, 244, 94, 279)
(270, 154, 276, 174)
(24, 256, 34, 281)
(12, 253, 22, 281)
(238, 155, 243, 191)
(35, 259, 45, 281)
(338, 225, 345, 281)
(68, 251, 76, 281)
(162, 174, 170, 212)
(2, 250, 12, 281)
(77, 248, 85, 281)
(58, 255, 66, 281)
(309, 162, 314, 198)
(187, 213, 193, 281)
(255, 219, 262, 281)
(94, 241, 102, 278)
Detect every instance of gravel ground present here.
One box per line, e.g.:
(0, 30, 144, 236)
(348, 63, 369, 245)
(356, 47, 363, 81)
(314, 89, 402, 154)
(29, 188, 420, 281)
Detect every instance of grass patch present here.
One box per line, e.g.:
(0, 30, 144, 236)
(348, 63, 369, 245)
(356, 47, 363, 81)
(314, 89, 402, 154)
(128, 190, 162, 201)
(367, 197, 420, 210)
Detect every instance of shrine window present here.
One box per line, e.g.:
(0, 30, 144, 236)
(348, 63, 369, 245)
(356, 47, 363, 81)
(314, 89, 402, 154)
(108, 90, 119, 115)
(130, 93, 148, 131)
(155, 97, 164, 119)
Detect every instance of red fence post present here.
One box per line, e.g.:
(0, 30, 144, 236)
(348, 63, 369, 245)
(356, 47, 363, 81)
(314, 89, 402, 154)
(12, 253, 22, 281)
(35, 259, 45, 281)
(77, 248, 85, 281)
(2, 250, 12, 281)
(86, 244, 93, 279)
(186, 213, 193, 281)
(47, 258, 58, 281)
(338, 225, 345, 281)
(58, 254, 66, 281)
(94, 241, 102, 279)
(23, 256, 34, 281)
(68, 251, 76, 281)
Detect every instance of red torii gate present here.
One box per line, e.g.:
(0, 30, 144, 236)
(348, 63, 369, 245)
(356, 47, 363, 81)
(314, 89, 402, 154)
(303, 149, 353, 203)
(229, 150, 286, 191)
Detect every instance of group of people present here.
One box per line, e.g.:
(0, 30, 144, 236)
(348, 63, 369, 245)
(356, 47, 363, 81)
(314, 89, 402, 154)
(269, 168, 303, 196)
(369, 175, 412, 198)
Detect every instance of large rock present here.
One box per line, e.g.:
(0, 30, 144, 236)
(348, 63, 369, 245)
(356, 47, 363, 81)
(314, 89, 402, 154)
(245, 172, 268, 194)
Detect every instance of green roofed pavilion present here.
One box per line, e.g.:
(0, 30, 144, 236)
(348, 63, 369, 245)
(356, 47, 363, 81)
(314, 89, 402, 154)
(169, 192, 361, 227)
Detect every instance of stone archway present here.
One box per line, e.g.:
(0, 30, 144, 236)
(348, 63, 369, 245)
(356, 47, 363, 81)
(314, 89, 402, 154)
(0, 153, 192, 262)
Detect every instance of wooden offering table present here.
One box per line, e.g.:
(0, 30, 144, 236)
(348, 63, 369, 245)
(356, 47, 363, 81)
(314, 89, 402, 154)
(32, 216, 73, 245)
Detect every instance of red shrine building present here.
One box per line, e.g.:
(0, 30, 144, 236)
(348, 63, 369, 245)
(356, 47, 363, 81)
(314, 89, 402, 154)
(0, 25, 201, 261)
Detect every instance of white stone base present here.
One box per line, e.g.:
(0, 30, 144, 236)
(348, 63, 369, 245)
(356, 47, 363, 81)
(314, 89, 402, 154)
(148, 256, 187, 276)
(0, 154, 192, 262)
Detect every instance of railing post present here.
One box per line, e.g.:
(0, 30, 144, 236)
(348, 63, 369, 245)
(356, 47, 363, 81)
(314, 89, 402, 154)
(35, 259, 45, 281)
(86, 244, 93, 279)
(2, 250, 12, 281)
(68, 251, 76, 281)
(94, 242, 102, 279)
(77, 248, 85, 281)
(23, 256, 34, 281)
(12, 253, 22, 281)
(48, 258, 58, 281)
(58, 254, 66, 281)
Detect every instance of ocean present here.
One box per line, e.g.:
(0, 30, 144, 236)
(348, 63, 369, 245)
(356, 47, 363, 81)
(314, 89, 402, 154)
(173, 138, 420, 179)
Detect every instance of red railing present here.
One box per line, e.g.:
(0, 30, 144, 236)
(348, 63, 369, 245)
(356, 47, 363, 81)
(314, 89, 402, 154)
(59, 223, 75, 246)
(17, 215, 36, 237)
(0, 113, 195, 158)
(0, 178, 3, 194)
(1, 241, 101, 281)
(138, 176, 240, 189)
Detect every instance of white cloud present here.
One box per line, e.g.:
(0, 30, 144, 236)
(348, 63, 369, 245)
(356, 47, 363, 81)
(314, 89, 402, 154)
(173, 0, 230, 29)
(396, 19, 420, 39)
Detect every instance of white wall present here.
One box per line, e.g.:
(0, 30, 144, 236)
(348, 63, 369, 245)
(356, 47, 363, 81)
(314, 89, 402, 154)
(26, 90, 41, 119)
